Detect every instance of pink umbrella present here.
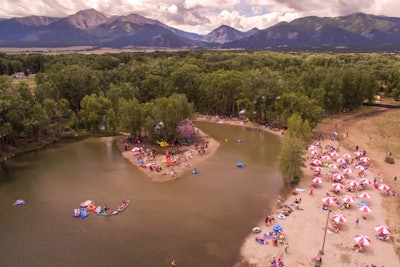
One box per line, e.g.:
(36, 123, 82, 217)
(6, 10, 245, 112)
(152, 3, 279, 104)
(360, 178, 372, 185)
(374, 225, 391, 235)
(313, 177, 324, 184)
(336, 158, 346, 164)
(359, 206, 372, 213)
(342, 195, 356, 203)
(312, 159, 322, 166)
(330, 151, 339, 157)
(347, 180, 360, 187)
(313, 166, 324, 172)
(360, 156, 370, 163)
(355, 165, 365, 171)
(329, 163, 338, 169)
(378, 184, 390, 191)
(333, 173, 345, 181)
(308, 149, 319, 155)
(321, 155, 331, 161)
(332, 183, 344, 191)
(332, 214, 347, 223)
(308, 145, 318, 150)
(354, 234, 371, 246)
(343, 168, 353, 174)
(342, 153, 352, 159)
(358, 192, 372, 199)
(354, 151, 363, 157)
(322, 196, 336, 205)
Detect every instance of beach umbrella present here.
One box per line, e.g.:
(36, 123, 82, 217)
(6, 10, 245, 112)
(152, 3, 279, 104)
(360, 156, 370, 163)
(359, 206, 372, 213)
(322, 196, 336, 205)
(332, 214, 347, 223)
(312, 159, 323, 166)
(332, 183, 344, 191)
(313, 177, 324, 184)
(329, 163, 338, 169)
(313, 166, 324, 172)
(330, 151, 339, 157)
(336, 158, 346, 164)
(333, 173, 345, 181)
(321, 155, 331, 161)
(308, 149, 319, 155)
(358, 192, 372, 199)
(131, 147, 141, 152)
(347, 180, 359, 187)
(273, 224, 283, 234)
(354, 151, 363, 157)
(342, 195, 356, 203)
(374, 225, 391, 235)
(378, 184, 390, 191)
(308, 145, 318, 151)
(343, 168, 353, 174)
(360, 178, 372, 185)
(355, 165, 365, 171)
(354, 234, 371, 246)
(342, 153, 352, 159)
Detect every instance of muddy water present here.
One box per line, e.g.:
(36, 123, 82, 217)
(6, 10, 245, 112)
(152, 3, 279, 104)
(0, 122, 285, 266)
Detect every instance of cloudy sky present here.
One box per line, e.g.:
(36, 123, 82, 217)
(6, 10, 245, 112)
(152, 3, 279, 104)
(2, 0, 400, 34)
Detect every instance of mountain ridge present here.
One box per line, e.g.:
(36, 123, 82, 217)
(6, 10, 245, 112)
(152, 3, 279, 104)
(1, 9, 400, 51)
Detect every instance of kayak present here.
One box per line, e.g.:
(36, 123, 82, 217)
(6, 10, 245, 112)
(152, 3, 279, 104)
(117, 200, 130, 212)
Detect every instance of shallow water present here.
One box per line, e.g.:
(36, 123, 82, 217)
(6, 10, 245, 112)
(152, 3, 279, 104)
(0, 122, 285, 266)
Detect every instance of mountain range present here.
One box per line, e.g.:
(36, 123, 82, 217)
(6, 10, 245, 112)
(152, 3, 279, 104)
(2, 9, 400, 52)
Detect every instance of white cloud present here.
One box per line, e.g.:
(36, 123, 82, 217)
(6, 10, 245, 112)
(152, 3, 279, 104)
(0, 0, 400, 34)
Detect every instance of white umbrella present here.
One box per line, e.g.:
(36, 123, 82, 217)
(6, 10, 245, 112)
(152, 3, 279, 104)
(332, 183, 344, 191)
(359, 206, 372, 213)
(330, 151, 339, 157)
(342, 153, 352, 159)
(359, 156, 370, 163)
(354, 151, 363, 157)
(313, 166, 324, 172)
(322, 196, 336, 205)
(358, 192, 372, 199)
(360, 178, 372, 185)
(313, 177, 324, 184)
(347, 180, 359, 187)
(378, 184, 390, 191)
(342, 195, 356, 203)
(321, 155, 331, 161)
(336, 158, 346, 164)
(343, 168, 353, 174)
(312, 159, 322, 166)
(332, 214, 347, 223)
(333, 173, 345, 181)
(354, 234, 371, 246)
(355, 165, 365, 171)
(329, 163, 338, 169)
(374, 225, 391, 235)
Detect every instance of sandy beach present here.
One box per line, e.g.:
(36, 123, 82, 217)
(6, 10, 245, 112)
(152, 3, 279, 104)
(121, 111, 399, 266)
(121, 128, 220, 182)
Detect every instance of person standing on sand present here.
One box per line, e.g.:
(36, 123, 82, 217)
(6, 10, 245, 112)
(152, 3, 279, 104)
(356, 217, 359, 227)
(309, 186, 314, 195)
(284, 242, 289, 253)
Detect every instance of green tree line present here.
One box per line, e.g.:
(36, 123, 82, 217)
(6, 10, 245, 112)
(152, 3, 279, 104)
(1, 51, 398, 159)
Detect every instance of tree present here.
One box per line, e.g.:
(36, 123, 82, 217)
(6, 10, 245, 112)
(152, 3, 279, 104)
(177, 119, 195, 139)
(118, 98, 143, 138)
(277, 114, 310, 184)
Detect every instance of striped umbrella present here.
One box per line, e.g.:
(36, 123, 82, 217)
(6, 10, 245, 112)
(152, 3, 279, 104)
(374, 225, 391, 235)
(332, 214, 347, 223)
(354, 234, 371, 246)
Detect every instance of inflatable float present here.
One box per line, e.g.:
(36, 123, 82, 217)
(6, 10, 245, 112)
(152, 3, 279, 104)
(252, 227, 261, 233)
(237, 161, 244, 168)
(80, 200, 94, 208)
(73, 208, 80, 217)
(14, 199, 25, 206)
(277, 214, 286, 220)
(192, 169, 198, 174)
(79, 207, 89, 218)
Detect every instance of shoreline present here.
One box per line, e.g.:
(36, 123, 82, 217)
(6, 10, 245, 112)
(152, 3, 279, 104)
(120, 112, 399, 266)
(121, 127, 220, 182)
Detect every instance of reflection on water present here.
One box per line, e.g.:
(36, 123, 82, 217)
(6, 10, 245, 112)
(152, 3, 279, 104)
(0, 122, 284, 266)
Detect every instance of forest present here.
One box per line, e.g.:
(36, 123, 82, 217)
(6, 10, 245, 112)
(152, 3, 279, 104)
(1, 50, 400, 157)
